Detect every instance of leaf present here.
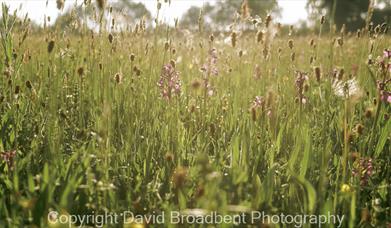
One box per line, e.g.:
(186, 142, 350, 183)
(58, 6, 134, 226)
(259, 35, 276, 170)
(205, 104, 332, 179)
(374, 119, 390, 157)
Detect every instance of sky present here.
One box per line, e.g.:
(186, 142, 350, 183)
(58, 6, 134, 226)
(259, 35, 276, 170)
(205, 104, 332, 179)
(3, 0, 308, 26)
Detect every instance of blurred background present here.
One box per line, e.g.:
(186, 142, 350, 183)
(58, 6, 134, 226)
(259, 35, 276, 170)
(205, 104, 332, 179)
(2, 0, 391, 34)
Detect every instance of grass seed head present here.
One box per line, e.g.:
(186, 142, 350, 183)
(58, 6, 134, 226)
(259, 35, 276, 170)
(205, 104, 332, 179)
(320, 15, 325, 24)
(288, 39, 294, 49)
(356, 124, 364, 135)
(256, 30, 263, 43)
(265, 14, 272, 28)
(130, 53, 135, 62)
(314, 66, 321, 82)
(172, 166, 187, 189)
(108, 33, 113, 43)
(47, 40, 55, 53)
(96, 0, 106, 10)
(56, 0, 64, 10)
(191, 79, 201, 90)
(231, 32, 237, 48)
(114, 73, 122, 84)
(25, 80, 32, 90)
(15, 85, 20, 95)
(365, 108, 372, 118)
(337, 37, 343, 46)
(77, 67, 84, 76)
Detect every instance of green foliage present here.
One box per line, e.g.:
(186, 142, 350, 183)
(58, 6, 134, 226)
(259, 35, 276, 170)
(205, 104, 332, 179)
(0, 1, 390, 228)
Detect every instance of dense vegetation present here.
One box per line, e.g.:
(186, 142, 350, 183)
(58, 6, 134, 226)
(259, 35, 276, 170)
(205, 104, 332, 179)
(0, 1, 390, 227)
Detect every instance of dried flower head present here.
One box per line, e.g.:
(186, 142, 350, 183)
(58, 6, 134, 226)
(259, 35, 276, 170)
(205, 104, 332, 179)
(114, 73, 122, 84)
(96, 0, 106, 10)
(314, 66, 321, 82)
(77, 66, 84, 76)
(108, 33, 113, 43)
(265, 14, 272, 28)
(47, 40, 55, 53)
(231, 32, 237, 48)
(320, 15, 325, 24)
(130, 53, 135, 62)
(256, 30, 263, 43)
(288, 39, 294, 49)
(172, 166, 187, 189)
(56, 0, 65, 10)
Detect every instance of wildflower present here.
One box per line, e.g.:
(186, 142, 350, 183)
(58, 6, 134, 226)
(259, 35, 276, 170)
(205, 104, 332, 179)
(200, 48, 218, 77)
(295, 71, 308, 104)
(341, 184, 352, 193)
(250, 96, 266, 121)
(352, 157, 374, 186)
(0, 150, 17, 169)
(380, 90, 391, 104)
(157, 63, 181, 100)
(384, 49, 391, 58)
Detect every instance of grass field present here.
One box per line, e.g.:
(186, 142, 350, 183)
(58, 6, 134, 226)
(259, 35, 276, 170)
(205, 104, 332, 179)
(0, 2, 390, 227)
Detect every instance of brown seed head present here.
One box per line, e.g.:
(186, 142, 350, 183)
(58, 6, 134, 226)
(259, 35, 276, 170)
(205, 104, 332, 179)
(114, 73, 122, 84)
(265, 14, 272, 28)
(47, 40, 55, 53)
(77, 67, 84, 76)
(172, 166, 187, 189)
(364, 108, 372, 118)
(288, 39, 294, 49)
(15, 85, 20, 94)
(165, 152, 174, 162)
(314, 66, 321, 82)
(256, 30, 263, 43)
(96, 0, 106, 10)
(56, 0, 64, 10)
(231, 32, 237, 48)
(108, 33, 113, 43)
(337, 37, 343, 46)
(320, 15, 325, 24)
(356, 124, 364, 135)
(25, 80, 32, 90)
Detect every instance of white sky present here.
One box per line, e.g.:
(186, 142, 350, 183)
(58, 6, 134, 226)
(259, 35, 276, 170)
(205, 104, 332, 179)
(3, 0, 308, 26)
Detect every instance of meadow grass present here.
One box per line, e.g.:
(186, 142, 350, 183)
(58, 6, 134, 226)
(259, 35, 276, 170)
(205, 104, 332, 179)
(0, 2, 390, 227)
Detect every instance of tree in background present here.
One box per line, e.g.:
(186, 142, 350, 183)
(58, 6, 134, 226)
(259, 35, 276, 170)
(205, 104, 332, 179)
(307, 0, 391, 32)
(54, 0, 151, 31)
(180, 0, 280, 30)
